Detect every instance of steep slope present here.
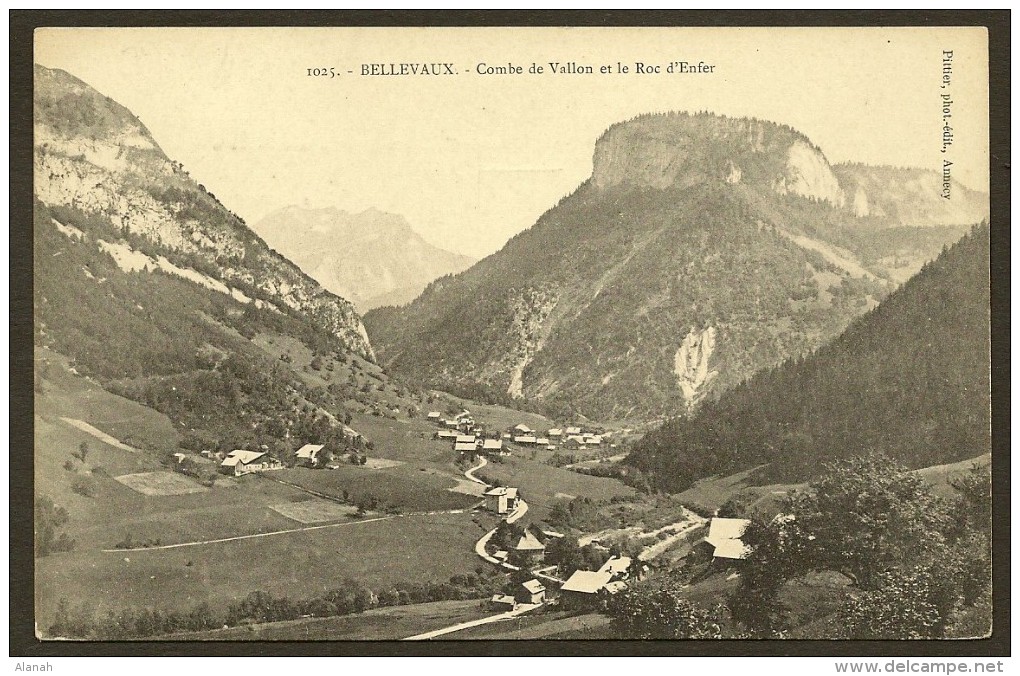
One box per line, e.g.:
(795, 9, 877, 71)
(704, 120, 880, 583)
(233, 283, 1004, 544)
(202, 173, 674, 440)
(251, 206, 476, 311)
(628, 224, 990, 491)
(34, 64, 373, 360)
(32, 64, 390, 453)
(364, 112, 987, 421)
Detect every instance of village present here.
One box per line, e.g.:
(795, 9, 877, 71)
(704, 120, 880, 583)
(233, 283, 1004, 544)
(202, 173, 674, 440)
(398, 408, 755, 636)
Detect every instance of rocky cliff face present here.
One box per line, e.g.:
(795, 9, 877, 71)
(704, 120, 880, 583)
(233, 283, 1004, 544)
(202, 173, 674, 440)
(674, 326, 719, 414)
(33, 64, 374, 360)
(251, 206, 476, 311)
(364, 111, 990, 421)
(592, 113, 845, 206)
(833, 163, 988, 227)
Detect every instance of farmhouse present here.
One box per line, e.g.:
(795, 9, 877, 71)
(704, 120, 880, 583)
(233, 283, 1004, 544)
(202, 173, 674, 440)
(513, 424, 533, 434)
(435, 430, 458, 440)
(565, 426, 582, 436)
(490, 594, 517, 610)
(426, 411, 442, 422)
(705, 517, 751, 561)
(583, 435, 603, 446)
(512, 435, 538, 445)
(454, 442, 477, 453)
(485, 486, 520, 514)
(547, 428, 563, 439)
(443, 419, 459, 429)
(455, 434, 477, 444)
(481, 439, 504, 453)
(220, 450, 277, 476)
(295, 443, 325, 467)
(535, 437, 550, 446)
(511, 528, 546, 563)
(559, 570, 614, 608)
(516, 579, 546, 605)
(563, 436, 587, 450)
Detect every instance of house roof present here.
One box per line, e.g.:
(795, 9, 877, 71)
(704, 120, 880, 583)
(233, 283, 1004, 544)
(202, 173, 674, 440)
(454, 442, 477, 452)
(455, 435, 477, 443)
(513, 531, 546, 551)
(513, 435, 538, 443)
(546, 445, 557, 451)
(712, 538, 751, 560)
(221, 450, 266, 466)
(427, 411, 442, 418)
(706, 518, 750, 546)
(541, 530, 565, 539)
(565, 426, 582, 435)
(491, 594, 516, 605)
(598, 556, 632, 575)
(536, 438, 550, 445)
(521, 579, 546, 594)
(560, 570, 613, 594)
(707, 517, 752, 560)
(513, 424, 533, 432)
(565, 435, 586, 444)
(583, 435, 603, 444)
(484, 486, 518, 499)
(295, 443, 324, 458)
(493, 550, 509, 560)
(436, 430, 458, 438)
(482, 439, 503, 450)
(547, 428, 563, 436)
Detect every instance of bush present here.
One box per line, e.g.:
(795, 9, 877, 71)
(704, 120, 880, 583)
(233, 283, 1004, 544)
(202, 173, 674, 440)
(71, 476, 98, 498)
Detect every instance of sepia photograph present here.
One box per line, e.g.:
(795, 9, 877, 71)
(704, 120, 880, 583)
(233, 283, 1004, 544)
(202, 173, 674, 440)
(19, 17, 1000, 652)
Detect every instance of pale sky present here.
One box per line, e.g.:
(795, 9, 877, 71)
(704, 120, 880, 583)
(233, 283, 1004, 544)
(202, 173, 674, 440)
(36, 27, 989, 258)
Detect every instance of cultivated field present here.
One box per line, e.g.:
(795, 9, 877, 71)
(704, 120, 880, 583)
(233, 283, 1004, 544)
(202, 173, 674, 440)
(35, 511, 488, 629)
(162, 599, 494, 640)
(269, 499, 359, 524)
(276, 466, 480, 513)
(114, 471, 208, 496)
(475, 455, 637, 521)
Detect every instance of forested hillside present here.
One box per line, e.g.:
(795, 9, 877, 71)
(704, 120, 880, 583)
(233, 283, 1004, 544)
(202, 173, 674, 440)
(366, 112, 985, 422)
(628, 224, 990, 491)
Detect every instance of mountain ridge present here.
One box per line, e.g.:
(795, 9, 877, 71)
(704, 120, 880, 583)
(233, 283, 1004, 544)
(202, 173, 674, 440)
(251, 206, 476, 311)
(365, 111, 988, 421)
(34, 63, 374, 360)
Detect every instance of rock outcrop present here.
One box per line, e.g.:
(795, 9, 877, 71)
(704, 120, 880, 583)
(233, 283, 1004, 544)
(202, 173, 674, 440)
(34, 64, 374, 360)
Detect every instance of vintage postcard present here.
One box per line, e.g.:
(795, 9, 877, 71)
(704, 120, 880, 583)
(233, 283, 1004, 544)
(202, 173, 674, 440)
(28, 24, 993, 646)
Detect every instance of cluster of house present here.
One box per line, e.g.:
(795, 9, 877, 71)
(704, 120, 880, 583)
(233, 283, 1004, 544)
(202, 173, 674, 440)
(490, 554, 637, 611)
(427, 410, 615, 455)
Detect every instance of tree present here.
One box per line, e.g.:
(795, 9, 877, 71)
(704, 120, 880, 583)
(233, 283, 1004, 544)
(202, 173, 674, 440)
(605, 572, 725, 639)
(76, 441, 90, 463)
(35, 495, 75, 556)
(786, 453, 953, 587)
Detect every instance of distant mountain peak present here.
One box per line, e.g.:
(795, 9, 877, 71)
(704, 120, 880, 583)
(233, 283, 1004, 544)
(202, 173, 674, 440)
(252, 206, 475, 311)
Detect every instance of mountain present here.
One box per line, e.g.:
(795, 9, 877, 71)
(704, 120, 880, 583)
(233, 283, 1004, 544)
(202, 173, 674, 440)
(363, 112, 988, 421)
(627, 223, 991, 491)
(33, 64, 373, 361)
(251, 206, 476, 311)
(33, 64, 386, 449)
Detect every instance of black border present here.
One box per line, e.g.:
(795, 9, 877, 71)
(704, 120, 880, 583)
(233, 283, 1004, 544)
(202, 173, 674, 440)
(9, 9, 1010, 658)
